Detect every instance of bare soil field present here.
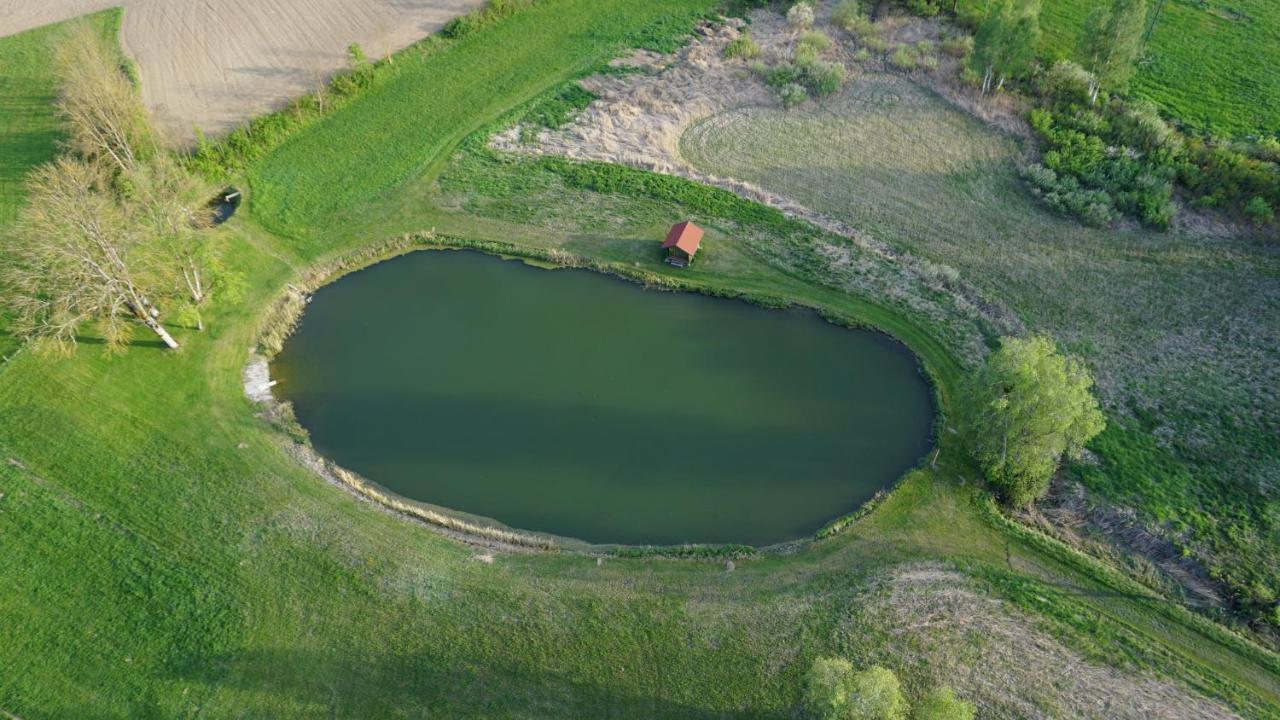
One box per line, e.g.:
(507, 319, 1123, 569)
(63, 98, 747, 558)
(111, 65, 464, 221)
(0, 0, 483, 144)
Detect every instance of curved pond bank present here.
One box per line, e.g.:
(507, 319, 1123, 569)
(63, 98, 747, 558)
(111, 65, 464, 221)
(271, 249, 935, 545)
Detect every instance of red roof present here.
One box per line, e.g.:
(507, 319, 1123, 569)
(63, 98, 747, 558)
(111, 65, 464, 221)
(661, 221, 703, 256)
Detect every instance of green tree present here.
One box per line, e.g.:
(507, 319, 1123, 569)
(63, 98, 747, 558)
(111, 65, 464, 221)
(914, 686, 975, 720)
(1078, 0, 1148, 103)
(970, 0, 1040, 94)
(959, 335, 1105, 506)
(803, 659, 908, 720)
(803, 657, 856, 718)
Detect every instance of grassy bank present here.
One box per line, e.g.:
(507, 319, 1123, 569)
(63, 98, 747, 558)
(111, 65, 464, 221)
(1, 3, 1278, 718)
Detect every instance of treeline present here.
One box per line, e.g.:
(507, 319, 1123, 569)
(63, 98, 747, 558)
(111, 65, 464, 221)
(0, 26, 237, 354)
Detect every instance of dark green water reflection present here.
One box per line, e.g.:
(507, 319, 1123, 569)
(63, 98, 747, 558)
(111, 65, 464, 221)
(272, 250, 934, 545)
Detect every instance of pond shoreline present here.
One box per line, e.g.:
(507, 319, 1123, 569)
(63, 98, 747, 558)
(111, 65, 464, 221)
(246, 231, 943, 558)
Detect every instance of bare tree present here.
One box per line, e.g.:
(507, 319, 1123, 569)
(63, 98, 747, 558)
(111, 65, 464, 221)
(55, 24, 153, 173)
(127, 154, 230, 331)
(1, 158, 178, 353)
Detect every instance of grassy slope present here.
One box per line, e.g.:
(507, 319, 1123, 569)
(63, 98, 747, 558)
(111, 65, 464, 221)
(959, 0, 1280, 138)
(0, 10, 123, 360)
(679, 73, 1280, 618)
(1, 4, 1278, 718)
(249, 0, 716, 244)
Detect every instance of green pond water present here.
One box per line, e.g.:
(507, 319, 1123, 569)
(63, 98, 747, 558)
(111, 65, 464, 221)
(272, 250, 935, 546)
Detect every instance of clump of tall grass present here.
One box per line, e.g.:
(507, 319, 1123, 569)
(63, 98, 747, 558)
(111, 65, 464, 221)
(723, 34, 762, 60)
(832, 0, 863, 30)
(611, 544, 755, 559)
(796, 30, 833, 57)
(786, 1, 815, 30)
(940, 33, 974, 60)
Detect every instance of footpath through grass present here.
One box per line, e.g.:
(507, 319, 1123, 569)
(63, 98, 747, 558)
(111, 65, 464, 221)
(959, 0, 1280, 137)
(2, 3, 1279, 717)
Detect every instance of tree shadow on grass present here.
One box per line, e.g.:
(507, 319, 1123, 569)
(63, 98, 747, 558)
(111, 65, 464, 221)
(170, 646, 783, 719)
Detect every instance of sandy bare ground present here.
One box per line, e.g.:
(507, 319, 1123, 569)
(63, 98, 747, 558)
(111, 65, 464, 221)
(1, 0, 484, 144)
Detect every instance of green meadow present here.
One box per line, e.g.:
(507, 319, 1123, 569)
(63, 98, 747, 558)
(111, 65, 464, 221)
(1, 1, 1278, 717)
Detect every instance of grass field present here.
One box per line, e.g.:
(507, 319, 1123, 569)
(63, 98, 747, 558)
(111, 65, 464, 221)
(958, 0, 1280, 137)
(680, 71, 1280, 626)
(2, 2, 1280, 717)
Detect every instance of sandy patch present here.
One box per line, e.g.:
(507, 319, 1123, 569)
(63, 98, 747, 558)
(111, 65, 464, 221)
(1, 0, 484, 144)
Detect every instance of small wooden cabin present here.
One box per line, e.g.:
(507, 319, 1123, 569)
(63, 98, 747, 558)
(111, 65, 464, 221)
(661, 221, 703, 267)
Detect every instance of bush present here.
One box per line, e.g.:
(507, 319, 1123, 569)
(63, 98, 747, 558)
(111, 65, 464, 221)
(889, 45, 917, 71)
(1039, 60, 1094, 107)
(800, 60, 847, 96)
(797, 30, 834, 56)
(443, 0, 533, 38)
(1023, 163, 1118, 227)
(787, 1, 816, 29)
(780, 82, 809, 108)
(915, 687, 976, 720)
(1245, 196, 1275, 225)
(904, 0, 943, 17)
(832, 0, 863, 30)
(844, 14, 880, 45)
(1112, 100, 1175, 153)
(940, 33, 974, 59)
(758, 61, 802, 89)
(794, 43, 820, 66)
(723, 34, 762, 60)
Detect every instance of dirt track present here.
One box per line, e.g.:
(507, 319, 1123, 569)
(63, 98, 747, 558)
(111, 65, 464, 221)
(1, 0, 483, 144)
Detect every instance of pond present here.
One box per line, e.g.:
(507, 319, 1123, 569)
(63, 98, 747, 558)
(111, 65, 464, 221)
(272, 250, 935, 546)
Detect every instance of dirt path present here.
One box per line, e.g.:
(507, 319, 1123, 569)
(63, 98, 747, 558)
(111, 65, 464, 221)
(1, 0, 483, 144)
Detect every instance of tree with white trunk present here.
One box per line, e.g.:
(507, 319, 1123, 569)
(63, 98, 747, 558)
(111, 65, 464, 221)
(1, 158, 179, 353)
(1078, 0, 1148, 104)
(127, 154, 238, 332)
(971, 0, 1040, 95)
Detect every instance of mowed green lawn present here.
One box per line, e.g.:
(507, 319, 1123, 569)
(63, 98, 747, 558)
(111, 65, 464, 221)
(959, 0, 1280, 137)
(1, 3, 1279, 718)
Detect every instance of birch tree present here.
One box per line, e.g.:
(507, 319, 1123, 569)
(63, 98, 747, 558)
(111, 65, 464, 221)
(55, 25, 152, 173)
(0, 158, 179, 353)
(1078, 0, 1148, 104)
(971, 0, 1040, 94)
(127, 155, 235, 331)
(958, 335, 1105, 506)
